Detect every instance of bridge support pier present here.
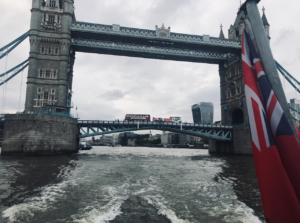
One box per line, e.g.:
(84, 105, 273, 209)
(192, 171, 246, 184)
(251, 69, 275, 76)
(209, 125, 252, 155)
(208, 140, 233, 154)
(1, 114, 78, 156)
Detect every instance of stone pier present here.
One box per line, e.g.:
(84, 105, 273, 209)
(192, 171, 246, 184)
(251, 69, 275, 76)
(2, 114, 78, 155)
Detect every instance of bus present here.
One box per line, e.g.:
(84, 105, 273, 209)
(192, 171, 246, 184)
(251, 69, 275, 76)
(153, 117, 182, 123)
(124, 114, 151, 121)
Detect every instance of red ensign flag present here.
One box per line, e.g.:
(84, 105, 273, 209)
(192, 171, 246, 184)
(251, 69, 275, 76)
(242, 24, 300, 222)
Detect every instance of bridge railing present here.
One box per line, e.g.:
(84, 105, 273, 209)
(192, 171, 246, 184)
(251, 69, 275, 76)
(77, 120, 233, 129)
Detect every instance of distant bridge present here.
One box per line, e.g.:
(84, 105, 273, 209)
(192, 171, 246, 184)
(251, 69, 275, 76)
(78, 120, 233, 141)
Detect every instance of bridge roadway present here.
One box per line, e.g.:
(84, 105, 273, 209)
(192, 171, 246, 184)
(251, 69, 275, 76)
(78, 120, 233, 141)
(70, 22, 241, 64)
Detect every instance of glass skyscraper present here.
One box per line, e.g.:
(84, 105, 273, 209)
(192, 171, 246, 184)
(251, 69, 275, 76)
(191, 102, 214, 124)
(191, 104, 201, 124)
(200, 102, 214, 124)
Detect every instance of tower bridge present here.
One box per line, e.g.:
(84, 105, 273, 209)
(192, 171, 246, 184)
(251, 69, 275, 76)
(0, 0, 282, 155)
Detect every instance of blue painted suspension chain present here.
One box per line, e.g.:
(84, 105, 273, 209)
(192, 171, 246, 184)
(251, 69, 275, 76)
(0, 31, 29, 60)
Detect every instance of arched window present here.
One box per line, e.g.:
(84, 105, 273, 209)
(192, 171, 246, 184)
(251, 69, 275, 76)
(232, 109, 244, 125)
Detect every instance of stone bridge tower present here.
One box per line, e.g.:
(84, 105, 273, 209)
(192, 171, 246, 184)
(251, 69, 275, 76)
(211, 8, 271, 154)
(25, 0, 75, 113)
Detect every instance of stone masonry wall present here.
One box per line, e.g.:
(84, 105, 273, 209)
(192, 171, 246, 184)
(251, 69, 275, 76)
(2, 114, 78, 155)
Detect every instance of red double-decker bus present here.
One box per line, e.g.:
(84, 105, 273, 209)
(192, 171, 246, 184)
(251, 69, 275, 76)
(124, 114, 151, 121)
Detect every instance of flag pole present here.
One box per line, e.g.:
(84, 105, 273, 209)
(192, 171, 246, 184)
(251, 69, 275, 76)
(243, 0, 299, 140)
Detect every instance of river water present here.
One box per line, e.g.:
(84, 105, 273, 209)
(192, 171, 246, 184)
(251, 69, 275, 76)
(0, 147, 265, 223)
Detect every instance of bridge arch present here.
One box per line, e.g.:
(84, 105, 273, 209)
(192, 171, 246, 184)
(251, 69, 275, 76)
(231, 108, 244, 125)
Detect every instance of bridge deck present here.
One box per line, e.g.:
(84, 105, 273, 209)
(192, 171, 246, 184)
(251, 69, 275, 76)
(71, 22, 241, 64)
(71, 22, 241, 54)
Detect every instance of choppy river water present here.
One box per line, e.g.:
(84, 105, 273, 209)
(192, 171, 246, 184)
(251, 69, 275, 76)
(0, 147, 265, 223)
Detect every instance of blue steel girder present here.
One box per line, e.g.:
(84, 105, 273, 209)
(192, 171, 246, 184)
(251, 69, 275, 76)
(71, 38, 227, 64)
(70, 22, 241, 54)
(77, 120, 233, 141)
(0, 31, 29, 60)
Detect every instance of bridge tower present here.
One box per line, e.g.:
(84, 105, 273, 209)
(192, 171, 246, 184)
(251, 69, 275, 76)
(25, 0, 75, 113)
(210, 8, 271, 154)
(1, 0, 78, 156)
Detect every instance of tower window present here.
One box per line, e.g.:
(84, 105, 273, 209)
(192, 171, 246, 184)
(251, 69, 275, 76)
(48, 47, 51, 54)
(49, 15, 55, 23)
(41, 46, 44, 53)
(38, 95, 41, 100)
(44, 91, 49, 100)
(39, 70, 43, 78)
(37, 88, 42, 93)
(52, 70, 57, 79)
(50, 0, 56, 8)
(51, 89, 55, 94)
(55, 47, 59, 55)
(46, 70, 50, 78)
(57, 16, 60, 24)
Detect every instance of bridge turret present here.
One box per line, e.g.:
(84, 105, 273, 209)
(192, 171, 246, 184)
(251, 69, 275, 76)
(219, 24, 225, 39)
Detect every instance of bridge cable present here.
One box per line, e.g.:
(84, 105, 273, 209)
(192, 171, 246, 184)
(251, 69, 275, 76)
(3, 55, 9, 114)
(0, 54, 9, 114)
(0, 62, 29, 87)
(18, 69, 24, 112)
(276, 62, 300, 94)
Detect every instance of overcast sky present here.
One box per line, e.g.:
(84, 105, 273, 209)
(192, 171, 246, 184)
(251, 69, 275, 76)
(0, 0, 300, 125)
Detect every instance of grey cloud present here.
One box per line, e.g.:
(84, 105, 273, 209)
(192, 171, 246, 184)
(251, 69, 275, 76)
(100, 90, 127, 100)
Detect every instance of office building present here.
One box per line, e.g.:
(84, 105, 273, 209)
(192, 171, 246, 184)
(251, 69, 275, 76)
(191, 102, 214, 124)
(289, 98, 300, 127)
(199, 102, 214, 124)
(191, 104, 201, 124)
